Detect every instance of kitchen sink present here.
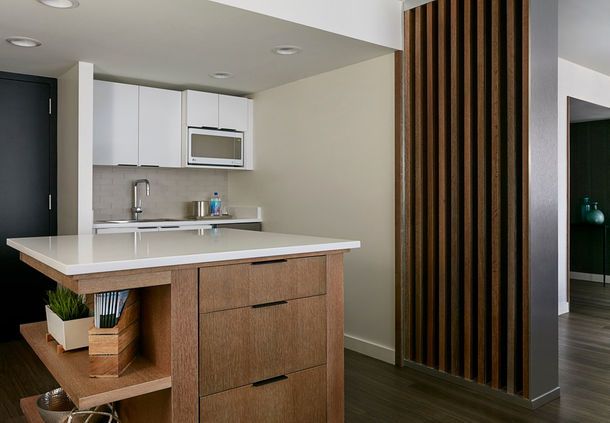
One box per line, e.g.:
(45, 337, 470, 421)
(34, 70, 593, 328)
(99, 218, 182, 224)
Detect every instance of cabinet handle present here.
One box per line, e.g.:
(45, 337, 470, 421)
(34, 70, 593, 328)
(117, 164, 137, 167)
(252, 300, 287, 309)
(252, 375, 288, 387)
(140, 164, 159, 168)
(251, 259, 288, 266)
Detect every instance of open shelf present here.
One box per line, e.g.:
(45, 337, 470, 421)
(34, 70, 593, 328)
(20, 395, 44, 423)
(20, 322, 171, 409)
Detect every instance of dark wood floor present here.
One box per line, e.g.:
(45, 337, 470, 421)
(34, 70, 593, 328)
(3, 280, 610, 422)
(346, 280, 610, 422)
(0, 339, 57, 422)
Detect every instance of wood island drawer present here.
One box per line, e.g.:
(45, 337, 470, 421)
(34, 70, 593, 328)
(200, 365, 326, 423)
(199, 295, 326, 396)
(199, 256, 326, 313)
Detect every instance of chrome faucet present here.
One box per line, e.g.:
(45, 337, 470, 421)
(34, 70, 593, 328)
(132, 179, 150, 220)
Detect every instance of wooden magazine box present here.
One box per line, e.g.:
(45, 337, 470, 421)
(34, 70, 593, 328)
(88, 291, 140, 377)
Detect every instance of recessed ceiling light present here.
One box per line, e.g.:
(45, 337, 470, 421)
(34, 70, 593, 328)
(271, 45, 302, 56)
(6, 36, 42, 48)
(209, 72, 234, 79)
(37, 0, 79, 8)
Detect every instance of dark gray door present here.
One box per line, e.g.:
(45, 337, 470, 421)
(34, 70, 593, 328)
(0, 72, 57, 341)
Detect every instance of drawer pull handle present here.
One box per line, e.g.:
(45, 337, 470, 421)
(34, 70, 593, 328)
(251, 259, 288, 266)
(252, 375, 288, 387)
(252, 300, 287, 309)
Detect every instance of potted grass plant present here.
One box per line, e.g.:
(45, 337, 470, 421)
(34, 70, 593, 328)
(45, 286, 93, 351)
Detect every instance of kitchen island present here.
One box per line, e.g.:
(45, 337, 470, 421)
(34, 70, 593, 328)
(8, 229, 359, 422)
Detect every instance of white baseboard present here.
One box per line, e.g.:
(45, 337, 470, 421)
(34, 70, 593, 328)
(344, 334, 395, 364)
(558, 301, 570, 315)
(570, 271, 608, 283)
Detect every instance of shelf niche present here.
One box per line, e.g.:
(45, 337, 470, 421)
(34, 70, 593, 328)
(20, 284, 171, 413)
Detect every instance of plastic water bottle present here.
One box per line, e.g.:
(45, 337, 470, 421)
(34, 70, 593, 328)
(210, 192, 221, 216)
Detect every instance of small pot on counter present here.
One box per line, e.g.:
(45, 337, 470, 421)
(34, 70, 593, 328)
(193, 201, 209, 219)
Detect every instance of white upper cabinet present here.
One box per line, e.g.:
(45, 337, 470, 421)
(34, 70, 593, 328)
(183, 90, 249, 132)
(93, 81, 139, 166)
(184, 90, 219, 128)
(218, 95, 248, 132)
(138, 86, 181, 168)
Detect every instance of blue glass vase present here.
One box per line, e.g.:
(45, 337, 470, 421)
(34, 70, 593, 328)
(586, 202, 605, 225)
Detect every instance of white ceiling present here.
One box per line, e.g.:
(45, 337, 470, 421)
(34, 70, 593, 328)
(570, 98, 610, 123)
(0, 0, 393, 95)
(560, 0, 610, 79)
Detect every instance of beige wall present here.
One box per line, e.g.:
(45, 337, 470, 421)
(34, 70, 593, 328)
(229, 54, 395, 362)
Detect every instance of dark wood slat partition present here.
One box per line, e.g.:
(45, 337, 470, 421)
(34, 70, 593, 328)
(396, 0, 530, 398)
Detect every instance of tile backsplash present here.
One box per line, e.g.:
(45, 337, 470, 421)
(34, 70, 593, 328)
(93, 166, 229, 221)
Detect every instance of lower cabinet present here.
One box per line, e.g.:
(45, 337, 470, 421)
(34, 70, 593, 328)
(200, 365, 326, 423)
(198, 256, 330, 422)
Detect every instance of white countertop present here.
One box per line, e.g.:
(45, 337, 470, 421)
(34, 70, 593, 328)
(7, 229, 360, 275)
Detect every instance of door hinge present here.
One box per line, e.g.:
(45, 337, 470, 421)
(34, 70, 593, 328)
(49, 98, 52, 115)
(48, 194, 52, 211)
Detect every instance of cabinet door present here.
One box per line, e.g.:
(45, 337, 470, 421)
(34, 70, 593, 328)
(93, 81, 139, 166)
(219, 95, 248, 131)
(138, 86, 181, 167)
(185, 90, 218, 128)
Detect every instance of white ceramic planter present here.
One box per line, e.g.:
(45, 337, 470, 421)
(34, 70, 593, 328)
(45, 305, 94, 351)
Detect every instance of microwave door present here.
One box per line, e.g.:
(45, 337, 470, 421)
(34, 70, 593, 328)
(189, 130, 243, 166)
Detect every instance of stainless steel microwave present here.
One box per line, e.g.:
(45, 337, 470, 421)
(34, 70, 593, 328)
(187, 127, 244, 167)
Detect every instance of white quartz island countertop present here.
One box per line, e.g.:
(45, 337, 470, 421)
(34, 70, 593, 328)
(7, 229, 361, 275)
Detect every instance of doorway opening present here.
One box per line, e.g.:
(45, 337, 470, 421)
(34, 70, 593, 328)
(568, 97, 610, 312)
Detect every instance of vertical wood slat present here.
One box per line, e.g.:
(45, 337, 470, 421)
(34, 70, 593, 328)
(414, 6, 427, 364)
(476, 0, 488, 385)
(394, 48, 405, 367)
(450, 0, 463, 377)
(506, 0, 518, 394)
(426, 1, 438, 368)
(398, 0, 529, 398)
(404, 10, 416, 362)
(521, 0, 530, 399)
(437, 0, 450, 373)
(490, 0, 502, 390)
(463, 0, 475, 381)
